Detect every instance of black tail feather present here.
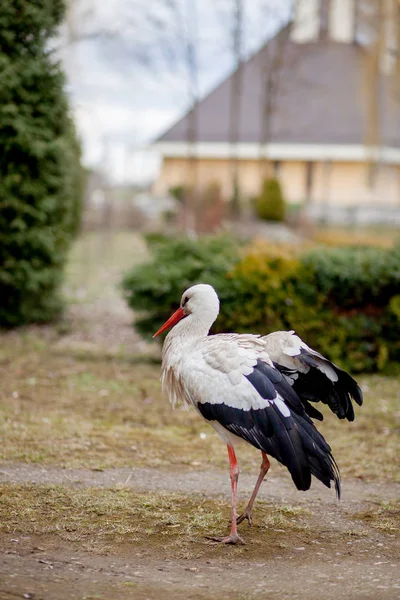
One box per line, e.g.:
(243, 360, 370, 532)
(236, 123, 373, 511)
(291, 412, 341, 499)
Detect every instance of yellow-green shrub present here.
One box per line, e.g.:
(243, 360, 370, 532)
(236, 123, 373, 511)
(216, 243, 400, 372)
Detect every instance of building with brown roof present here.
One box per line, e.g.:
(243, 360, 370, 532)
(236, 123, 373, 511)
(153, 0, 400, 222)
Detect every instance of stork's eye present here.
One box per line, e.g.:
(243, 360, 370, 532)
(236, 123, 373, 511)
(182, 296, 189, 306)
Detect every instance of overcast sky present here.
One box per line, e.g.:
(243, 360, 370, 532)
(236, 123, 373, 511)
(58, 0, 292, 183)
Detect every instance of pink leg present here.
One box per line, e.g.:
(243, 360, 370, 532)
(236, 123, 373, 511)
(207, 444, 245, 545)
(237, 452, 270, 526)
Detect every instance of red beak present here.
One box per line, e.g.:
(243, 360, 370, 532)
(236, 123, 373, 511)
(153, 307, 185, 338)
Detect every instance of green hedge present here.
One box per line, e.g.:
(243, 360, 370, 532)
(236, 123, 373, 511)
(122, 236, 400, 373)
(0, 0, 83, 327)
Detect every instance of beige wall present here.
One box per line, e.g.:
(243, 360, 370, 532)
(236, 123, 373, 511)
(153, 156, 400, 206)
(153, 157, 264, 199)
(311, 161, 400, 206)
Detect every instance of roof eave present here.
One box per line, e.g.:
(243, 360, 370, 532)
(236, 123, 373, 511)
(153, 141, 400, 164)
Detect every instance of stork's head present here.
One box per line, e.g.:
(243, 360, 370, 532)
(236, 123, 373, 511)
(180, 284, 220, 316)
(153, 284, 220, 337)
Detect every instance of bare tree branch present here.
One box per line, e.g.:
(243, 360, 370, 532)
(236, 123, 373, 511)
(229, 0, 244, 218)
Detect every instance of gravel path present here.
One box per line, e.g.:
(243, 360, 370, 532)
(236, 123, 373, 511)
(0, 463, 399, 507)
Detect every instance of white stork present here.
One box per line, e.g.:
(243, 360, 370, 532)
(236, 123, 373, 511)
(153, 284, 363, 545)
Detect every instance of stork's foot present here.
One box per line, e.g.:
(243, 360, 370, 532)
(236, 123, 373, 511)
(236, 509, 252, 526)
(206, 533, 245, 545)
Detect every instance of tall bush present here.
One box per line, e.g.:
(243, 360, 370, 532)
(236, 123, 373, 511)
(0, 0, 83, 327)
(255, 178, 286, 222)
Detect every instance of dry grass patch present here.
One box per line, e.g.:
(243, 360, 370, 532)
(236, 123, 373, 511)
(0, 331, 399, 480)
(262, 504, 311, 531)
(0, 484, 314, 558)
(352, 500, 400, 534)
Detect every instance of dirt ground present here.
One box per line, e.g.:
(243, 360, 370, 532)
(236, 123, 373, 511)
(0, 464, 399, 600)
(0, 232, 399, 600)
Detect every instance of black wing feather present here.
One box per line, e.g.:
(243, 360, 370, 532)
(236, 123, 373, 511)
(197, 360, 340, 497)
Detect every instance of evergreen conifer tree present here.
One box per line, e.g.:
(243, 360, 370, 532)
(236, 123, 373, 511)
(0, 0, 83, 326)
